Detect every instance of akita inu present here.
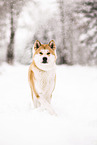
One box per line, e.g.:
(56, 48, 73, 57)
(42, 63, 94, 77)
(28, 40, 57, 114)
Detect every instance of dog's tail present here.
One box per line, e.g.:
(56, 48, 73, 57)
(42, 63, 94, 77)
(38, 96, 57, 116)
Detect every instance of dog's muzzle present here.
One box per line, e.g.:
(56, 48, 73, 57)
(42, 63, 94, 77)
(42, 57, 47, 63)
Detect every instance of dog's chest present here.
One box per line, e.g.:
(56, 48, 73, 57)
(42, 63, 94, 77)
(34, 68, 55, 95)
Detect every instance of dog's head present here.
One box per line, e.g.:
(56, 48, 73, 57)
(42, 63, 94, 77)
(33, 40, 57, 71)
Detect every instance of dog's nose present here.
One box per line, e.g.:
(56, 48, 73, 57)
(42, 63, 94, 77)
(43, 57, 47, 61)
(42, 57, 47, 63)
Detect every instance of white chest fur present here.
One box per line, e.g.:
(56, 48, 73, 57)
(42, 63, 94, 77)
(33, 66, 56, 98)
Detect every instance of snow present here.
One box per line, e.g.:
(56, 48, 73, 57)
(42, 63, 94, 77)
(79, 34, 88, 42)
(0, 63, 97, 145)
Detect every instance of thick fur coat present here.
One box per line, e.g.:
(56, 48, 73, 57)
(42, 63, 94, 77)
(28, 40, 57, 114)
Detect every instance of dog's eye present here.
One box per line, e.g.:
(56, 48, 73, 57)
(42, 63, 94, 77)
(47, 52, 50, 55)
(39, 52, 43, 55)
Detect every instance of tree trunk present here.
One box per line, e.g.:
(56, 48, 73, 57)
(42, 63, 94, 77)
(7, 2, 14, 64)
(58, 0, 68, 64)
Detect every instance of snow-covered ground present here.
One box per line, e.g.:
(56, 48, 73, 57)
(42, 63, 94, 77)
(0, 63, 97, 145)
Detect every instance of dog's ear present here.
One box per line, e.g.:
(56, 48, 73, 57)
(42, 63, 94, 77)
(34, 40, 41, 49)
(49, 40, 56, 50)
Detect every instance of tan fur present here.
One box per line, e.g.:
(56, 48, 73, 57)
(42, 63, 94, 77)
(28, 61, 44, 99)
(33, 44, 57, 60)
(28, 40, 57, 114)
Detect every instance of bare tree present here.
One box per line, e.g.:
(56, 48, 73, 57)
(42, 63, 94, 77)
(6, 1, 14, 64)
(0, 1, 9, 63)
(6, 0, 25, 64)
(57, 0, 68, 64)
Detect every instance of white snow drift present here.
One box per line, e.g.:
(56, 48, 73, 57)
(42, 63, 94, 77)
(0, 63, 97, 145)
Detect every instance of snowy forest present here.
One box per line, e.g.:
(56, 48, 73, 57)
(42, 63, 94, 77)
(0, 0, 97, 65)
(0, 1, 97, 145)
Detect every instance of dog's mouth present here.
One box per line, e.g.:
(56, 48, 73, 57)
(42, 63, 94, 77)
(42, 61, 48, 64)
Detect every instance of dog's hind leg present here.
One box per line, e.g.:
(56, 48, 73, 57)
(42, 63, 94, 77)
(33, 93, 41, 108)
(38, 96, 57, 115)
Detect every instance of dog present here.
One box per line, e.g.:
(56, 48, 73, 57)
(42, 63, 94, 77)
(28, 40, 57, 115)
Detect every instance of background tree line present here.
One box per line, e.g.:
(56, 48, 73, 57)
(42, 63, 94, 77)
(0, 0, 97, 65)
